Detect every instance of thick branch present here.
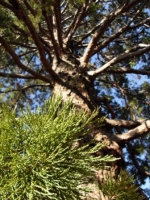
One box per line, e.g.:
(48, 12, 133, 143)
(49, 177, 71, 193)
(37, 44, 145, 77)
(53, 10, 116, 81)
(117, 120, 150, 141)
(24, 0, 37, 16)
(42, 11, 60, 61)
(54, 0, 63, 53)
(8, 0, 57, 78)
(64, 6, 82, 40)
(105, 118, 144, 127)
(0, 37, 52, 83)
(93, 1, 147, 55)
(80, 1, 130, 67)
(64, 2, 89, 45)
(88, 45, 150, 77)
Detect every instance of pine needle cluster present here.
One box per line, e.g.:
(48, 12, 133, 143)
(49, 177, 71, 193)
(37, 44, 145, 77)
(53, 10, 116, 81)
(0, 97, 114, 200)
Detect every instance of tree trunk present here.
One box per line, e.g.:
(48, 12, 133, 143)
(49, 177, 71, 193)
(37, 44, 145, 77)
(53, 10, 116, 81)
(52, 56, 123, 199)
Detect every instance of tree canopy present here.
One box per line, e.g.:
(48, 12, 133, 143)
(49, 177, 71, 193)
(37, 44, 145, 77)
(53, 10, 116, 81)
(0, 0, 150, 199)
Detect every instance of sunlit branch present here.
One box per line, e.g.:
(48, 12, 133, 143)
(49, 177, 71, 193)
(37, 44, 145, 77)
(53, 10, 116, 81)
(131, 17, 150, 30)
(105, 118, 142, 127)
(88, 45, 150, 77)
(80, 1, 130, 67)
(117, 120, 150, 141)
(93, 1, 148, 55)
(61, 0, 69, 14)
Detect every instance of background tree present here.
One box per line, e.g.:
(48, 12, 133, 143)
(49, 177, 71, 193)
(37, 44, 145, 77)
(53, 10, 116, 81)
(0, 0, 150, 199)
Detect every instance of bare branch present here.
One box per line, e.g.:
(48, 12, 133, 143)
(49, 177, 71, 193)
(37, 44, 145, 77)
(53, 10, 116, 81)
(74, 22, 102, 47)
(61, 0, 69, 14)
(93, 1, 149, 55)
(42, 11, 60, 61)
(64, 2, 90, 45)
(124, 17, 150, 32)
(80, 1, 130, 67)
(0, 72, 39, 80)
(0, 36, 52, 83)
(105, 68, 150, 76)
(117, 120, 150, 141)
(64, 6, 82, 41)
(105, 118, 142, 127)
(88, 45, 150, 77)
(0, 83, 51, 93)
(8, 0, 57, 78)
(9, 41, 36, 49)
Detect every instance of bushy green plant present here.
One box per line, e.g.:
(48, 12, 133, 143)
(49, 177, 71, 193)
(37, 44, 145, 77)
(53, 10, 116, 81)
(0, 97, 115, 200)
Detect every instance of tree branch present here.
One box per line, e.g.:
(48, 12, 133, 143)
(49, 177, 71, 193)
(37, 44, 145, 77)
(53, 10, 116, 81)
(42, 10, 60, 61)
(93, 1, 148, 55)
(105, 118, 143, 127)
(24, 0, 37, 16)
(54, 0, 63, 53)
(127, 143, 150, 176)
(117, 120, 150, 141)
(8, 0, 57, 79)
(80, 1, 130, 67)
(0, 37, 52, 84)
(0, 72, 39, 80)
(9, 41, 36, 50)
(0, 83, 51, 93)
(88, 45, 150, 77)
(64, 2, 89, 45)
(11, 24, 29, 38)
(105, 68, 150, 76)
(64, 6, 82, 41)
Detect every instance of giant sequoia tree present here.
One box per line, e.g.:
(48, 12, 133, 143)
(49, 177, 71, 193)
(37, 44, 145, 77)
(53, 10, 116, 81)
(0, 0, 150, 199)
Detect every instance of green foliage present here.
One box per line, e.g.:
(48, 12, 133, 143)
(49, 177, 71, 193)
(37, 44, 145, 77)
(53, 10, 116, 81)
(100, 171, 144, 200)
(0, 0, 149, 198)
(0, 97, 115, 199)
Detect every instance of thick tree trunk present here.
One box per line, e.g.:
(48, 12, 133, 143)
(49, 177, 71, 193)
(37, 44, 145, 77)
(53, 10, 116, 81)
(52, 56, 97, 111)
(52, 57, 123, 199)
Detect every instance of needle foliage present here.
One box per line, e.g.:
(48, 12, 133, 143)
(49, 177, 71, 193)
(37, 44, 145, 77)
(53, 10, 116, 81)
(0, 96, 115, 200)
